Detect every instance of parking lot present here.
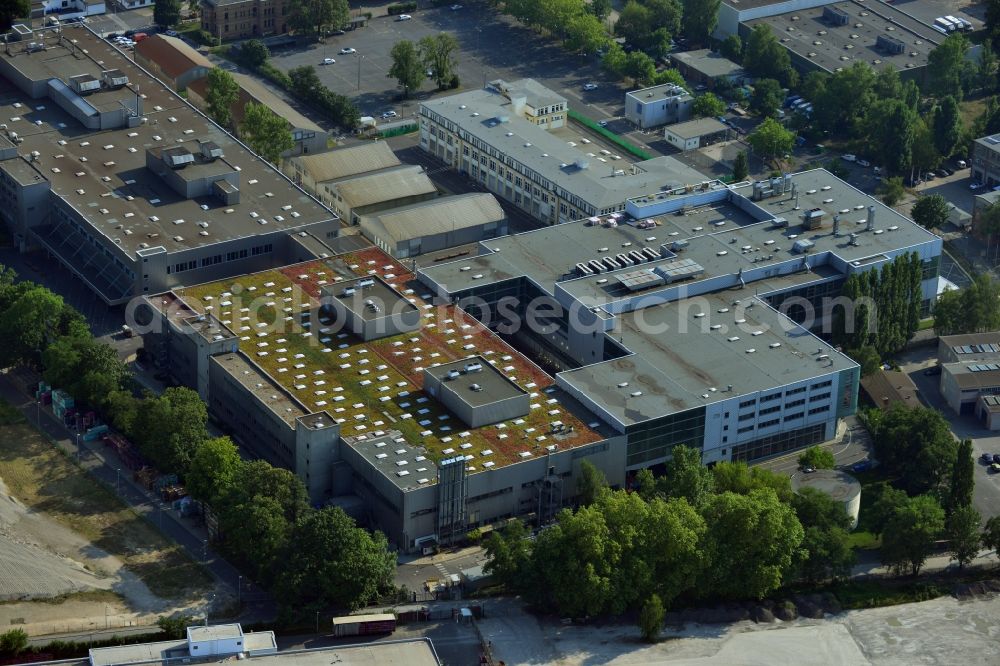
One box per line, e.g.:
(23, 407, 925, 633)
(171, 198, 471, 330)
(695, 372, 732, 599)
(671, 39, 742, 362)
(267, 4, 627, 123)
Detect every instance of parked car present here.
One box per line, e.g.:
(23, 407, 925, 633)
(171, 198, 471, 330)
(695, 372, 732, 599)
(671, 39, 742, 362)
(851, 460, 872, 473)
(957, 159, 968, 169)
(598, 119, 609, 127)
(583, 83, 598, 91)
(991, 463, 1000, 474)
(694, 84, 707, 92)
(924, 172, 936, 181)
(339, 47, 356, 54)
(934, 168, 949, 178)
(940, 166, 954, 176)
(994, 454, 1000, 464)
(857, 159, 871, 167)
(450, 3, 463, 9)
(842, 154, 857, 162)
(982, 452, 993, 464)
(321, 57, 335, 65)
(802, 466, 817, 474)
(873, 166, 882, 176)
(381, 110, 398, 119)
(396, 14, 412, 20)
(971, 181, 983, 190)
(164, 29, 179, 37)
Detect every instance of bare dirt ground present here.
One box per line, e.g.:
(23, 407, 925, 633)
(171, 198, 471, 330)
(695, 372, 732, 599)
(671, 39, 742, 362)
(0, 419, 217, 637)
(480, 594, 1000, 665)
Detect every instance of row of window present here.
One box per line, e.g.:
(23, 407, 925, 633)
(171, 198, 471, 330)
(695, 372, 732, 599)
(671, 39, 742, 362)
(169, 243, 272, 274)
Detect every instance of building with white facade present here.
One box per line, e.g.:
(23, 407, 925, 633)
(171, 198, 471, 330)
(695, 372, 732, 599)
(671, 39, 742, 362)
(419, 79, 706, 225)
(624, 83, 693, 130)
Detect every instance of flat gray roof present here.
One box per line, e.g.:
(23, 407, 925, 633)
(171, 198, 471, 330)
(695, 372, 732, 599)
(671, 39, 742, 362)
(89, 640, 188, 666)
(420, 87, 707, 211)
(344, 430, 439, 490)
(0, 27, 335, 255)
(358, 193, 505, 244)
(425, 355, 529, 407)
(974, 133, 1000, 155)
(671, 49, 746, 79)
(332, 164, 436, 210)
(210, 352, 309, 426)
(324, 274, 417, 321)
(626, 82, 691, 102)
(665, 117, 728, 140)
(420, 170, 940, 304)
(188, 624, 242, 642)
(559, 290, 856, 426)
(291, 142, 401, 184)
(743, 1, 941, 75)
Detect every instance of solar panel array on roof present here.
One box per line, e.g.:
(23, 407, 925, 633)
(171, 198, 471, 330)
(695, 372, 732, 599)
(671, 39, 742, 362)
(953, 344, 1000, 354)
(654, 257, 705, 283)
(967, 363, 1000, 372)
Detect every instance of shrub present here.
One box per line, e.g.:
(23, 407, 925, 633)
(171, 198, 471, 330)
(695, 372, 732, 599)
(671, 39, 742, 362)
(387, 2, 417, 15)
(448, 74, 460, 89)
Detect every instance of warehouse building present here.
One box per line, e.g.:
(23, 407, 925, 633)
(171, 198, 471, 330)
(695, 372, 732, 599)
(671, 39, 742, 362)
(971, 133, 1000, 188)
(740, 1, 940, 81)
(670, 49, 748, 89)
(316, 164, 438, 225)
(420, 79, 706, 224)
(624, 83, 693, 130)
(357, 193, 507, 259)
(0, 25, 340, 305)
(134, 34, 214, 92)
(664, 117, 729, 151)
(285, 142, 401, 193)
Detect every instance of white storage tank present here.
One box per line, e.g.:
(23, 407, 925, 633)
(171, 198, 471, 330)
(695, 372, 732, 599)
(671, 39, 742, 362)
(792, 469, 862, 530)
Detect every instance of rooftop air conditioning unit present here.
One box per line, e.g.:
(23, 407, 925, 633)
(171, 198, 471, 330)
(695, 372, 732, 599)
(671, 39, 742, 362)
(101, 69, 128, 89)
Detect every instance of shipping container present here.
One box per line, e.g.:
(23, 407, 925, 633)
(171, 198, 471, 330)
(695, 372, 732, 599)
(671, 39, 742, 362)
(331, 613, 396, 637)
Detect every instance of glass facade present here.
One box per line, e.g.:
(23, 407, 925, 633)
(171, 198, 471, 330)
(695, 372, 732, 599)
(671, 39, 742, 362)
(626, 407, 706, 468)
(730, 422, 827, 462)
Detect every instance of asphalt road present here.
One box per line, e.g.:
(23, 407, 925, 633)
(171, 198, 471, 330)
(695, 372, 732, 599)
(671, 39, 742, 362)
(393, 545, 488, 596)
(753, 415, 873, 479)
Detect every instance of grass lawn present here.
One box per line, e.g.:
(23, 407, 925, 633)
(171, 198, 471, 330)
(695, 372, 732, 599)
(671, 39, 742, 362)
(960, 96, 988, 130)
(0, 422, 212, 601)
(828, 579, 947, 610)
(0, 398, 24, 425)
(846, 530, 880, 550)
(917, 318, 935, 331)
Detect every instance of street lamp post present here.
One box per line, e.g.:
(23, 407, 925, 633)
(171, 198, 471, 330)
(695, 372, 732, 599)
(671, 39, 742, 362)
(76, 433, 81, 460)
(116, 468, 121, 494)
(356, 54, 364, 90)
(202, 539, 208, 562)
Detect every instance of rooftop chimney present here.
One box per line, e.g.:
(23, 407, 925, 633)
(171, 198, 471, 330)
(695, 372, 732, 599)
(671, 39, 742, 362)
(866, 205, 875, 232)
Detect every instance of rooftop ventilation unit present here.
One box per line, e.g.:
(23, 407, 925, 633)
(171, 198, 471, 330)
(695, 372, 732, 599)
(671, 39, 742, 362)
(161, 147, 194, 169)
(101, 69, 128, 89)
(628, 250, 647, 264)
(69, 73, 100, 95)
(866, 205, 876, 231)
(470, 383, 483, 392)
(198, 140, 223, 161)
(822, 5, 849, 25)
(575, 159, 589, 170)
(575, 262, 593, 276)
(588, 259, 605, 274)
(464, 362, 483, 373)
(803, 208, 826, 230)
(615, 253, 634, 267)
(668, 239, 689, 252)
(447, 370, 461, 380)
(771, 217, 789, 228)
(642, 247, 661, 261)
(357, 278, 375, 288)
(792, 238, 815, 254)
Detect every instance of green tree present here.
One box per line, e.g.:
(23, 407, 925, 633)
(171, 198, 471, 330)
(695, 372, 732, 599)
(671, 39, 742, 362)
(712, 461, 793, 502)
(220, 494, 291, 582)
(241, 102, 294, 163)
(947, 438, 975, 515)
(932, 96, 963, 157)
(185, 437, 243, 506)
(483, 519, 533, 589)
(743, 24, 795, 87)
(720, 35, 742, 61)
(565, 13, 608, 54)
(276, 507, 395, 612)
(693, 92, 725, 118)
(0, 0, 29, 32)
(910, 118, 942, 175)
(105, 390, 139, 435)
(577, 459, 608, 505)
(0, 628, 27, 655)
(871, 405, 957, 495)
(866, 483, 908, 538)
(653, 68, 687, 87)
(960, 274, 1000, 333)
(153, 0, 181, 27)
(932, 288, 963, 336)
(238, 39, 270, 69)
(635, 468, 657, 500)
(947, 504, 982, 569)
(42, 334, 129, 409)
(982, 515, 1000, 560)
(681, 0, 720, 44)
(639, 594, 665, 642)
(864, 98, 917, 174)
(881, 494, 945, 577)
(793, 487, 853, 532)
(156, 615, 195, 639)
(926, 33, 970, 99)
(878, 176, 905, 206)
(602, 42, 628, 77)
(205, 68, 239, 128)
(798, 525, 854, 583)
(624, 51, 657, 85)
(589, 0, 612, 19)
(848, 345, 882, 377)
(750, 78, 783, 117)
(732, 150, 749, 181)
(418, 33, 460, 90)
(814, 63, 876, 137)
(911, 194, 951, 229)
(977, 42, 998, 92)
(701, 489, 804, 599)
(388, 40, 425, 97)
(747, 117, 794, 161)
(287, 0, 349, 35)
(615, 0, 680, 58)
(0, 286, 66, 368)
(132, 386, 209, 473)
(798, 446, 835, 470)
(662, 445, 715, 506)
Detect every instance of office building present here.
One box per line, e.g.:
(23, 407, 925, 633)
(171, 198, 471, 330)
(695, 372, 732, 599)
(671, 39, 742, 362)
(972, 133, 1000, 188)
(145, 167, 940, 551)
(0, 25, 339, 306)
(937, 333, 1000, 419)
(624, 83, 693, 130)
(419, 79, 706, 224)
(200, 0, 287, 41)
